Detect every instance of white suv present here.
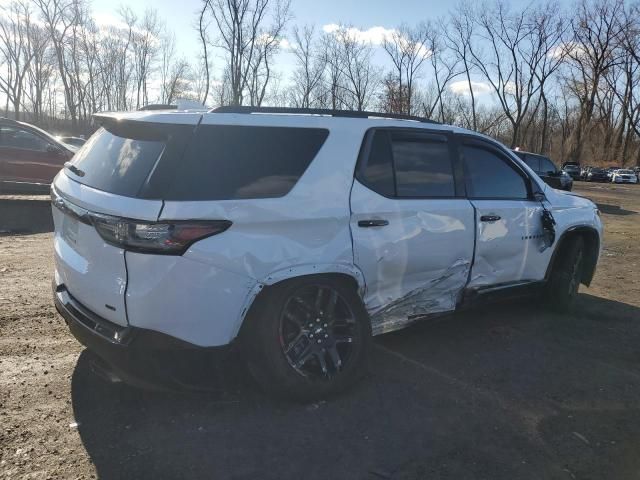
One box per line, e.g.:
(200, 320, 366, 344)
(52, 107, 603, 400)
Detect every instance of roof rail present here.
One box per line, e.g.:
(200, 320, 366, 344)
(210, 106, 440, 124)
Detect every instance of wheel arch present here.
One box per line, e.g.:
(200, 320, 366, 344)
(545, 225, 600, 287)
(234, 265, 367, 342)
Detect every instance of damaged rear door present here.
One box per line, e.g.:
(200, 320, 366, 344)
(350, 128, 475, 334)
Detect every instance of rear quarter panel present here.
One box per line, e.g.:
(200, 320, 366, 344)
(127, 116, 368, 345)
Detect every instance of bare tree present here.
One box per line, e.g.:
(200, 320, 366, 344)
(382, 23, 430, 114)
(33, 0, 83, 126)
(421, 21, 461, 121)
(163, 58, 192, 104)
(319, 32, 345, 109)
(203, 0, 290, 106)
(445, 3, 477, 130)
(464, 1, 563, 148)
(197, 0, 211, 105)
(333, 26, 379, 111)
(563, 0, 627, 163)
(289, 25, 325, 108)
(0, 0, 37, 119)
(133, 9, 161, 109)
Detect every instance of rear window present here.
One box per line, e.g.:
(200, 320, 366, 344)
(167, 125, 329, 200)
(67, 127, 166, 197)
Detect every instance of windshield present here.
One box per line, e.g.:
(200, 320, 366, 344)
(618, 170, 634, 174)
(564, 165, 580, 171)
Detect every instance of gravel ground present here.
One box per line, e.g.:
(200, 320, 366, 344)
(1, 182, 640, 480)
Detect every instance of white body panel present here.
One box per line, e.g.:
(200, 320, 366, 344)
(51, 110, 603, 348)
(350, 180, 475, 334)
(52, 175, 164, 326)
(467, 200, 546, 287)
(52, 206, 129, 325)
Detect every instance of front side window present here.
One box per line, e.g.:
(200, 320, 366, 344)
(0, 126, 49, 152)
(462, 144, 529, 199)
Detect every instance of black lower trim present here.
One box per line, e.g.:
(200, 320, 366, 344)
(461, 280, 545, 308)
(54, 284, 235, 390)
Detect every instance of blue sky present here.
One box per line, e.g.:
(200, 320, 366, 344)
(89, 0, 539, 100)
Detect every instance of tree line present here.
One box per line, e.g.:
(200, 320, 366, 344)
(1, 0, 639, 166)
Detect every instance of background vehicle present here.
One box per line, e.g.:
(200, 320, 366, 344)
(513, 150, 572, 191)
(585, 167, 609, 182)
(606, 167, 621, 180)
(580, 165, 592, 179)
(56, 136, 86, 150)
(611, 169, 638, 184)
(562, 163, 582, 181)
(52, 107, 602, 400)
(0, 118, 75, 193)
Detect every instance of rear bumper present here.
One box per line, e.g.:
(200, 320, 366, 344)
(54, 284, 236, 390)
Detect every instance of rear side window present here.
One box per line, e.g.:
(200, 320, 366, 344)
(391, 133, 454, 197)
(462, 145, 529, 199)
(357, 130, 395, 197)
(357, 129, 455, 198)
(68, 127, 166, 197)
(168, 125, 329, 200)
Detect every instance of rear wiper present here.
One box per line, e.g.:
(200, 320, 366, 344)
(64, 162, 85, 177)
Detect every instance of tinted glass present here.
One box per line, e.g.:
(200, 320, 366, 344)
(0, 126, 49, 151)
(169, 125, 329, 200)
(463, 145, 528, 199)
(521, 154, 540, 172)
(539, 156, 557, 174)
(68, 127, 165, 197)
(358, 130, 395, 197)
(392, 135, 454, 197)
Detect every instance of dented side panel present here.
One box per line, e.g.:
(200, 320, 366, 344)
(350, 180, 475, 335)
(467, 200, 547, 288)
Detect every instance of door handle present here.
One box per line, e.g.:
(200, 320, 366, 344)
(358, 219, 389, 227)
(480, 215, 501, 222)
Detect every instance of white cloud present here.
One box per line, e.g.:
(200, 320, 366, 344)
(449, 80, 493, 96)
(322, 23, 394, 46)
(92, 12, 129, 31)
(256, 33, 295, 51)
(92, 11, 157, 41)
(322, 23, 430, 58)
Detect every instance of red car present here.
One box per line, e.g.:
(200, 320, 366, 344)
(0, 118, 75, 193)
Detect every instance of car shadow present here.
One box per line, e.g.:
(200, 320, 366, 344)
(595, 202, 637, 216)
(71, 293, 640, 479)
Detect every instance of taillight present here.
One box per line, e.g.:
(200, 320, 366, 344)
(90, 214, 231, 255)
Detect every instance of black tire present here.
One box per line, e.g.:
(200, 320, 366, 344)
(545, 237, 584, 313)
(242, 276, 372, 401)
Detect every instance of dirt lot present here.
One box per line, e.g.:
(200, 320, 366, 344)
(1, 183, 640, 480)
